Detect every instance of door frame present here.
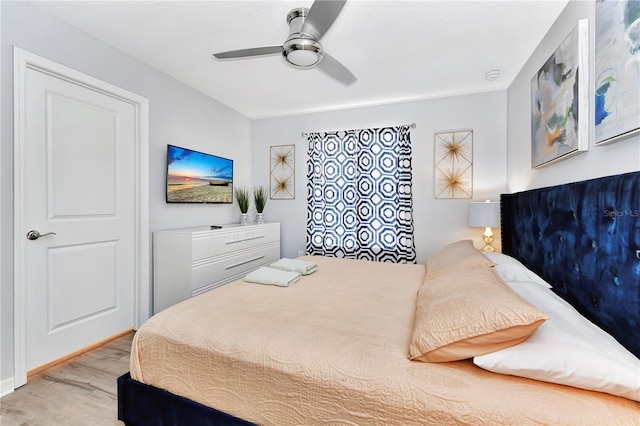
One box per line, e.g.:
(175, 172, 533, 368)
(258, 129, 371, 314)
(12, 47, 150, 388)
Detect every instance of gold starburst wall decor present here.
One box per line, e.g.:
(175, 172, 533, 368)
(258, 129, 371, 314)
(434, 130, 473, 199)
(270, 144, 295, 199)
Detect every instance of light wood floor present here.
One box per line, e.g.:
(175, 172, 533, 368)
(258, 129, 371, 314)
(0, 332, 133, 426)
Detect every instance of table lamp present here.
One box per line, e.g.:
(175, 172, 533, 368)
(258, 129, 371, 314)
(468, 200, 500, 252)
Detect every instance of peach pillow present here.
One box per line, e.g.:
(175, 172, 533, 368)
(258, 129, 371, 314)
(425, 240, 494, 279)
(409, 268, 548, 362)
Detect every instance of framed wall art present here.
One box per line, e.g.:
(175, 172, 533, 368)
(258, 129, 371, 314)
(531, 19, 588, 168)
(270, 144, 295, 199)
(434, 130, 473, 199)
(594, 0, 640, 145)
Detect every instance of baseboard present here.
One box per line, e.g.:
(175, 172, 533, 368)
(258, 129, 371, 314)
(27, 328, 134, 377)
(1, 376, 15, 397)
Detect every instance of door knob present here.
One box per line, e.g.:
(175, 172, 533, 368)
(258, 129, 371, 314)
(26, 230, 57, 240)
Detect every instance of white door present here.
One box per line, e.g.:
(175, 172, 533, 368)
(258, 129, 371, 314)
(14, 49, 149, 385)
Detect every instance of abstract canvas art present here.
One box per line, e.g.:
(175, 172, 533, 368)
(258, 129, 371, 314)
(270, 144, 295, 199)
(595, 0, 640, 145)
(434, 130, 473, 199)
(531, 19, 588, 168)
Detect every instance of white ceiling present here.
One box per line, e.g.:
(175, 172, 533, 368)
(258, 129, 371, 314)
(33, 0, 569, 119)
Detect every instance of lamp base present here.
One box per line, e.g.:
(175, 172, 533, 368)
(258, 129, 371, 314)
(481, 227, 495, 252)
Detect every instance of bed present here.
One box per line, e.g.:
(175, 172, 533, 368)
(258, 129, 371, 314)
(118, 171, 640, 425)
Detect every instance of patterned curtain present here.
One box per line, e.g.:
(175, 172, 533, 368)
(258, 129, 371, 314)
(306, 126, 416, 263)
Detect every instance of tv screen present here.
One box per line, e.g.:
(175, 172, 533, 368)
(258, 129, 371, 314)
(166, 144, 233, 204)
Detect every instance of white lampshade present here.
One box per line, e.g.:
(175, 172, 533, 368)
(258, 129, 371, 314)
(468, 200, 500, 228)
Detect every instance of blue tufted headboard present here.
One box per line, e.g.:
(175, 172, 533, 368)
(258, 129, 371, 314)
(501, 171, 640, 358)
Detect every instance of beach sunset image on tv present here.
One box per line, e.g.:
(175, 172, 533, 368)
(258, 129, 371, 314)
(166, 145, 233, 203)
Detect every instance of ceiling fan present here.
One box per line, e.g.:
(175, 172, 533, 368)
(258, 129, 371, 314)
(212, 0, 356, 86)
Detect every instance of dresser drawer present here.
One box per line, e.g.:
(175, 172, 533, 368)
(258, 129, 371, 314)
(154, 223, 280, 313)
(192, 225, 279, 261)
(191, 243, 280, 292)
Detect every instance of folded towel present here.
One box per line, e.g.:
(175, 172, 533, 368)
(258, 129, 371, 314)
(244, 267, 301, 287)
(270, 258, 318, 275)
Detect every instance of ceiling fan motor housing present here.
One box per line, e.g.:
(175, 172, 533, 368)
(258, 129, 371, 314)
(283, 7, 323, 68)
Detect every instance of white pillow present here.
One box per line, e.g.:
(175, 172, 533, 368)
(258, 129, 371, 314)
(482, 252, 552, 288)
(473, 281, 640, 402)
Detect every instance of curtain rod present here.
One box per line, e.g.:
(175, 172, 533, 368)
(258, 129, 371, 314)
(301, 122, 416, 138)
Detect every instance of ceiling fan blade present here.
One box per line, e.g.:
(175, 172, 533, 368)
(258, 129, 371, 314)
(316, 52, 356, 86)
(213, 46, 282, 60)
(301, 0, 347, 40)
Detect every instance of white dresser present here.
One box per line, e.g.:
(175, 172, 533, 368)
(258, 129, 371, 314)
(153, 222, 280, 313)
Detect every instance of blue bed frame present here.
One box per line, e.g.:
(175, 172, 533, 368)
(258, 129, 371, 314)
(501, 171, 640, 358)
(117, 372, 254, 426)
(118, 171, 640, 425)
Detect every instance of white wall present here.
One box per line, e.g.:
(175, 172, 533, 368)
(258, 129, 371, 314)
(1, 1, 252, 390)
(252, 91, 508, 264)
(507, 0, 640, 191)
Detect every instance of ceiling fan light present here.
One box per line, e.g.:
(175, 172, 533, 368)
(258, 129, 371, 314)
(287, 49, 321, 67)
(283, 38, 323, 67)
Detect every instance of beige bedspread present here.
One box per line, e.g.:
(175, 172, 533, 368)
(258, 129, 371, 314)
(131, 256, 640, 425)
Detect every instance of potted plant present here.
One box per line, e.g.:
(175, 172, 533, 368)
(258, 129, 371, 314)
(234, 186, 250, 225)
(254, 186, 269, 224)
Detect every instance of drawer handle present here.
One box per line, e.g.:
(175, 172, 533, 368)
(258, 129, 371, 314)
(225, 235, 265, 245)
(225, 255, 265, 270)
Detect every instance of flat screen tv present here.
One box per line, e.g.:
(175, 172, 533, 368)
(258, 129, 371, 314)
(166, 144, 233, 204)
